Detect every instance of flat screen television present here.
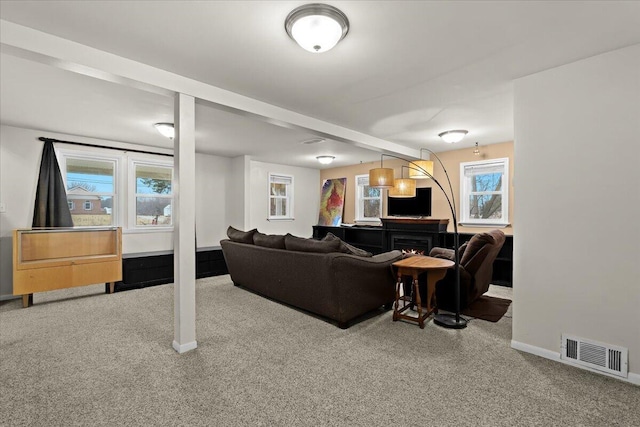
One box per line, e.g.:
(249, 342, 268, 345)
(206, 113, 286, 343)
(387, 187, 432, 217)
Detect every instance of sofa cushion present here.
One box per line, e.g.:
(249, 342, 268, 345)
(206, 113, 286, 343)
(460, 232, 495, 265)
(253, 232, 286, 249)
(227, 226, 257, 244)
(322, 232, 373, 257)
(285, 234, 341, 253)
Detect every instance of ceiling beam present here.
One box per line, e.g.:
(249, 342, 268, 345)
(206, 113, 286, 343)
(0, 20, 420, 159)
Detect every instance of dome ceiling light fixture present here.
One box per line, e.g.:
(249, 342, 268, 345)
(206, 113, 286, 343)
(438, 130, 468, 144)
(285, 3, 349, 53)
(154, 122, 174, 139)
(316, 155, 335, 165)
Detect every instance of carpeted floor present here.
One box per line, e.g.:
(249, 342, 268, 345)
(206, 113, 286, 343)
(0, 276, 638, 426)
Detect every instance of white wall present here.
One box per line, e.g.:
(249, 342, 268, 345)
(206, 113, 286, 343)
(226, 155, 250, 231)
(512, 44, 640, 382)
(0, 125, 233, 298)
(195, 153, 232, 248)
(249, 160, 320, 237)
(0, 126, 44, 298)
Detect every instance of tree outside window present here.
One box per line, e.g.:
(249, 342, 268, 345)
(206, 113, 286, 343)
(133, 162, 173, 227)
(460, 158, 509, 225)
(355, 174, 382, 222)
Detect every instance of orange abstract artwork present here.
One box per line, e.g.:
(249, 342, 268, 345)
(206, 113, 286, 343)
(318, 178, 346, 226)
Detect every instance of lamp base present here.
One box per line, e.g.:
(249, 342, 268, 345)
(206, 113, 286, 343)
(434, 313, 468, 329)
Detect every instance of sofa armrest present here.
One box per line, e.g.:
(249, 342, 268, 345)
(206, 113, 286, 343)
(331, 250, 403, 321)
(370, 250, 404, 264)
(429, 247, 455, 261)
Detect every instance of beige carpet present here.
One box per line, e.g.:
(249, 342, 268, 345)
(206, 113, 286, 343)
(0, 276, 638, 426)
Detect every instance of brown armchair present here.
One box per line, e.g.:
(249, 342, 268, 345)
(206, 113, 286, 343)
(429, 229, 506, 311)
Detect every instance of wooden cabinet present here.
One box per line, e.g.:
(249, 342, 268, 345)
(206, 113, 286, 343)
(13, 227, 122, 307)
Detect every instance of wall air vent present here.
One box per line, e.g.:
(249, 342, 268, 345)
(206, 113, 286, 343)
(561, 334, 628, 378)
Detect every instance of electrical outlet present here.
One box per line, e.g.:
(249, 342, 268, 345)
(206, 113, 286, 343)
(0, 203, 6, 213)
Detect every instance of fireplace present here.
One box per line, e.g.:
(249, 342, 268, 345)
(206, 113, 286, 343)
(382, 218, 448, 255)
(390, 234, 434, 254)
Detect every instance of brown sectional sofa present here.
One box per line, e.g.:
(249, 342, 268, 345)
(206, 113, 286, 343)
(220, 230, 402, 328)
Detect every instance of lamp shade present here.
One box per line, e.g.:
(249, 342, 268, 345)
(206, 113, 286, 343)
(389, 178, 416, 198)
(369, 167, 395, 189)
(285, 4, 349, 53)
(409, 160, 434, 179)
(154, 123, 174, 139)
(438, 130, 468, 144)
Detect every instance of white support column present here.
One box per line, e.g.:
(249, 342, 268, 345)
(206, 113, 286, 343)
(172, 93, 197, 354)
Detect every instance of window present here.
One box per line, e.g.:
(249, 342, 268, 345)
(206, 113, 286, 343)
(63, 156, 116, 227)
(59, 147, 174, 232)
(460, 158, 509, 226)
(131, 161, 173, 228)
(268, 173, 293, 220)
(355, 174, 382, 222)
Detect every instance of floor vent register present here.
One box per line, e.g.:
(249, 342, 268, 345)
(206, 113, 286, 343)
(561, 334, 628, 378)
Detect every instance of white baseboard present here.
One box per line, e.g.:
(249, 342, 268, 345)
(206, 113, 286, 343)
(172, 340, 197, 354)
(511, 340, 640, 386)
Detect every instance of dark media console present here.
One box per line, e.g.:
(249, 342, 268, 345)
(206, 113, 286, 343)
(313, 218, 513, 287)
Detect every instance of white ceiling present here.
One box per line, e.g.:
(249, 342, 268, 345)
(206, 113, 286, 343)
(1, 1, 639, 168)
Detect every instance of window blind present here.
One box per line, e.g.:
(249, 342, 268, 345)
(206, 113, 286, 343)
(463, 162, 504, 177)
(270, 175, 292, 185)
(356, 175, 369, 187)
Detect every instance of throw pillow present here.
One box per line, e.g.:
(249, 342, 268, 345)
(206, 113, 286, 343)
(227, 226, 257, 244)
(285, 234, 341, 253)
(322, 232, 373, 257)
(460, 232, 495, 265)
(253, 232, 286, 249)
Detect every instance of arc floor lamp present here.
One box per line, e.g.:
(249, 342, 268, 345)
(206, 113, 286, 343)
(369, 149, 468, 329)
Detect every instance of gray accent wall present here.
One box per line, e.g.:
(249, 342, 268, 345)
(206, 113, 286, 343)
(512, 44, 640, 381)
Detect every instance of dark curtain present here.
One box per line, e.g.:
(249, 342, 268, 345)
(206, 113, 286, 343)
(32, 140, 73, 227)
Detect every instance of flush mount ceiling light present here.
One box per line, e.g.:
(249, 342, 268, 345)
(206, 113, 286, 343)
(438, 130, 468, 144)
(285, 3, 349, 53)
(316, 155, 335, 165)
(154, 123, 174, 139)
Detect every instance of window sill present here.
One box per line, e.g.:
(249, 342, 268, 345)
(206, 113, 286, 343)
(459, 223, 511, 228)
(123, 227, 174, 234)
(267, 218, 295, 221)
(355, 220, 382, 225)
